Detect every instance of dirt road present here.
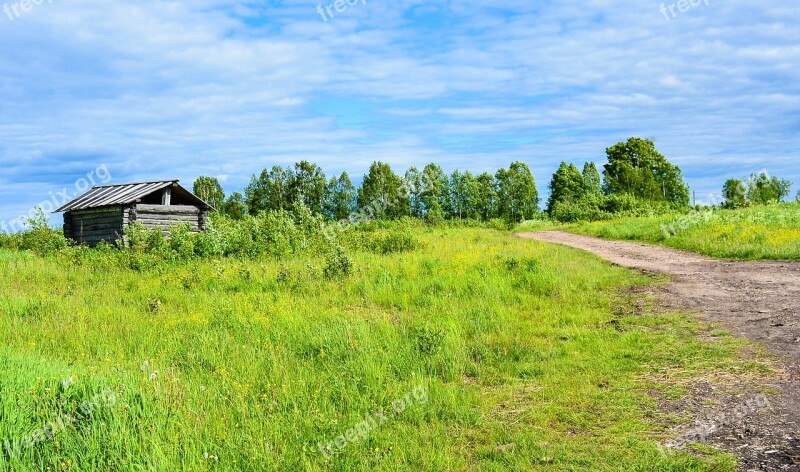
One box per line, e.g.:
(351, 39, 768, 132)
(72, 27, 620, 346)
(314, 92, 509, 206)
(518, 231, 800, 471)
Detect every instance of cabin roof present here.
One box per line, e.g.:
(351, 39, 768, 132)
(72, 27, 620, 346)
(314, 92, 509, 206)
(55, 180, 213, 212)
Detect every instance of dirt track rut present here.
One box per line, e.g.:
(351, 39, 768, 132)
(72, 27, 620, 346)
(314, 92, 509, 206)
(518, 231, 800, 471)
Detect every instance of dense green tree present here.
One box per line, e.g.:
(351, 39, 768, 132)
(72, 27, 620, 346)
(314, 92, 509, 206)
(245, 165, 292, 214)
(463, 172, 482, 219)
(326, 172, 357, 220)
(722, 178, 747, 209)
(547, 162, 586, 214)
(582, 162, 603, 195)
(245, 162, 327, 215)
(603, 138, 690, 207)
(496, 162, 539, 223)
(746, 172, 792, 205)
(421, 163, 447, 222)
(447, 170, 465, 219)
(475, 172, 497, 220)
(357, 162, 409, 220)
(221, 192, 247, 220)
(447, 171, 482, 220)
(404, 167, 425, 218)
(193, 176, 225, 210)
(288, 160, 328, 215)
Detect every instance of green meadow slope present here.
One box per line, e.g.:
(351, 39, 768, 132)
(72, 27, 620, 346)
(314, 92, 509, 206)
(0, 228, 769, 470)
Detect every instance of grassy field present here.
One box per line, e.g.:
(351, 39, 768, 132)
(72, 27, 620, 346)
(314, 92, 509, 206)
(0, 227, 770, 470)
(564, 202, 800, 260)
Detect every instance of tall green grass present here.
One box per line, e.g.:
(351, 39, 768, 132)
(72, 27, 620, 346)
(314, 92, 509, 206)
(0, 228, 766, 470)
(567, 202, 800, 260)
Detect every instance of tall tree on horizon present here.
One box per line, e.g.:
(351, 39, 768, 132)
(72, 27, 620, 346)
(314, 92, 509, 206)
(357, 162, 409, 220)
(405, 167, 425, 218)
(496, 162, 539, 222)
(288, 160, 327, 215)
(722, 178, 747, 209)
(547, 162, 585, 214)
(421, 163, 447, 222)
(582, 162, 603, 195)
(603, 137, 690, 207)
(745, 172, 792, 205)
(244, 165, 292, 214)
(221, 192, 247, 219)
(193, 176, 225, 210)
(475, 172, 498, 220)
(447, 170, 482, 220)
(326, 171, 357, 220)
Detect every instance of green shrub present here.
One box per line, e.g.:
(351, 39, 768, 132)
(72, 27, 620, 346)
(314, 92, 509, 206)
(368, 231, 420, 254)
(323, 245, 353, 280)
(168, 223, 196, 260)
(17, 208, 70, 255)
(549, 200, 598, 223)
(515, 219, 557, 232)
(219, 204, 331, 258)
(194, 220, 225, 257)
(487, 218, 513, 231)
(0, 232, 21, 251)
(546, 194, 674, 223)
(124, 223, 167, 253)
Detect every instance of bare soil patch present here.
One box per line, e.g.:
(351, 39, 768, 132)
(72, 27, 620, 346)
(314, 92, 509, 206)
(518, 231, 800, 471)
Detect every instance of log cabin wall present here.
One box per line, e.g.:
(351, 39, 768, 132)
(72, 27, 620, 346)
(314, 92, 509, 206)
(66, 206, 124, 246)
(132, 204, 202, 233)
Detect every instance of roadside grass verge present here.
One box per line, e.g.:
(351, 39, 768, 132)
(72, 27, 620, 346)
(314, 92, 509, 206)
(0, 228, 770, 470)
(564, 202, 800, 260)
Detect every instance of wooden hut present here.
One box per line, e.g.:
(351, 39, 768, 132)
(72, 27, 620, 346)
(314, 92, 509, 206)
(55, 180, 214, 246)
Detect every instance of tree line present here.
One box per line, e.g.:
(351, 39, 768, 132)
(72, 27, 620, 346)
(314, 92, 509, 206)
(195, 161, 541, 224)
(722, 173, 793, 209)
(193, 137, 795, 224)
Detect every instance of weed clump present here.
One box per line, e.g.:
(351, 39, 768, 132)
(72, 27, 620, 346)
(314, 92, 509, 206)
(412, 324, 446, 355)
(323, 246, 353, 280)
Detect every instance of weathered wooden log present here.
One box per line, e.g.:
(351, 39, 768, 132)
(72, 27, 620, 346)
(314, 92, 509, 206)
(135, 204, 200, 215)
(136, 219, 200, 227)
(135, 211, 199, 218)
(71, 207, 122, 218)
(136, 220, 200, 228)
(70, 218, 120, 229)
(72, 216, 123, 226)
(135, 214, 200, 221)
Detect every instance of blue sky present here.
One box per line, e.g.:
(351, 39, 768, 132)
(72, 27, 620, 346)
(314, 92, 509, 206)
(1, 0, 798, 227)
